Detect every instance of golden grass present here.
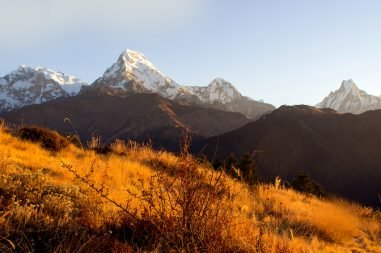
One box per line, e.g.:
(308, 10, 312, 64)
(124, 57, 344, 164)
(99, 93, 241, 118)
(0, 127, 380, 252)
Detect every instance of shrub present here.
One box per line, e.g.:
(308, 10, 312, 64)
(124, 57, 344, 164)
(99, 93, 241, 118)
(238, 153, 259, 185)
(17, 126, 69, 152)
(64, 134, 235, 252)
(215, 153, 259, 185)
(291, 171, 325, 197)
(87, 136, 111, 154)
(129, 144, 233, 251)
(110, 139, 127, 156)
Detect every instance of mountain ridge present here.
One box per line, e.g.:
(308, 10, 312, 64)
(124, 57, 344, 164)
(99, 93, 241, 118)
(1, 92, 251, 151)
(195, 105, 381, 207)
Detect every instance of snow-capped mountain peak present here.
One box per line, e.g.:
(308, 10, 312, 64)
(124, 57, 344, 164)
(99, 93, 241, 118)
(94, 49, 244, 104)
(316, 79, 381, 114)
(0, 65, 88, 112)
(105, 49, 160, 79)
(208, 77, 236, 89)
(121, 49, 158, 71)
(99, 49, 179, 98)
(86, 48, 275, 118)
(8, 65, 87, 95)
(204, 78, 242, 103)
(340, 79, 359, 94)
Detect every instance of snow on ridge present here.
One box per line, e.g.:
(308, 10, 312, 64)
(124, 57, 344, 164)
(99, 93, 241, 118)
(316, 79, 381, 114)
(341, 79, 358, 93)
(0, 78, 6, 86)
(0, 65, 89, 112)
(101, 49, 179, 97)
(98, 49, 244, 104)
(122, 49, 159, 72)
(1, 49, 254, 112)
(204, 78, 242, 103)
(7, 65, 88, 95)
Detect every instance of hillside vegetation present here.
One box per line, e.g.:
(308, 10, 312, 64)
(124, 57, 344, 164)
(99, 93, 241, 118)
(0, 124, 380, 252)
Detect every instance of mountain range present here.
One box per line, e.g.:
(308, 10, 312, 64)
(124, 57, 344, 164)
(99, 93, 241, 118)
(0, 49, 275, 119)
(81, 49, 275, 119)
(2, 49, 381, 116)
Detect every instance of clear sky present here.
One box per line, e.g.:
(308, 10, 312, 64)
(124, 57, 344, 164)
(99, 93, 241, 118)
(1, 0, 381, 107)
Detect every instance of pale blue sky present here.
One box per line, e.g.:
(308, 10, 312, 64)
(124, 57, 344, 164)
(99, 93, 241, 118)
(1, 0, 381, 107)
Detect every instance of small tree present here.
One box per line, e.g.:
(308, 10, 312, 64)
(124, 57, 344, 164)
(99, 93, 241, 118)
(291, 171, 325, 197)
(225, 153, 238, 176)
(238, 153, 259, 185)
(64, 133, 235, 252)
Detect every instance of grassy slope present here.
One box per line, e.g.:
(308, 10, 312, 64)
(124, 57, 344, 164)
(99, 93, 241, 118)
(0, 125, 380, 252)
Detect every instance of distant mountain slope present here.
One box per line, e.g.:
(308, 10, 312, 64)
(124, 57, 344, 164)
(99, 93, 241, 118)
(0, 66, 88, 112)
(84, 49, 275, 119)
(316, 79, 381, 114)
(1, 92, 250, 150)
(195, 105, 381, 207)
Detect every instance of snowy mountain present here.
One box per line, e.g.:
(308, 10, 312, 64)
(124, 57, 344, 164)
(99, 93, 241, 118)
(87, 49, 274, 118)
(316, 79, 381, 114)
(90, 49, 242, 104)
(0, 49, 274, 118)
(92, 49, 181, 99)
(0, 66, 87, 112)
(186, 78, 242, 104)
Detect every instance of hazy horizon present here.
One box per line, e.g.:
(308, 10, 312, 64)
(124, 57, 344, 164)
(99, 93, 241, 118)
(1, 0, 381, 107)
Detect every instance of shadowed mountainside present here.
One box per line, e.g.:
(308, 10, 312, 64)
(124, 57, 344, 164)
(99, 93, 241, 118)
(195, 105, 381, 207)
(1, 91, 250, 150)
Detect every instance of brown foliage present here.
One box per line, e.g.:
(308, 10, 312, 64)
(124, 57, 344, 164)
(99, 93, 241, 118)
(64, 134, 235, 252)
(17, 126, 69, 152)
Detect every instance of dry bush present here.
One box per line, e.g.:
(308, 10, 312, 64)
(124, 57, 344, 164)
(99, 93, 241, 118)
(64, 134, 235, 252)
(109, 139, 127, 156)
(129, 141, 233, 251)
(17, 126, 69, 152)
(0, 155, 109, 252)
(87, 136, 102, 150)
(87, 136, 111, 154)
(0, 119, 10, 133)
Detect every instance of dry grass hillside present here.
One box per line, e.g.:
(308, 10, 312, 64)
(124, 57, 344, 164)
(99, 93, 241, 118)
(0, 123, 380, 252)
